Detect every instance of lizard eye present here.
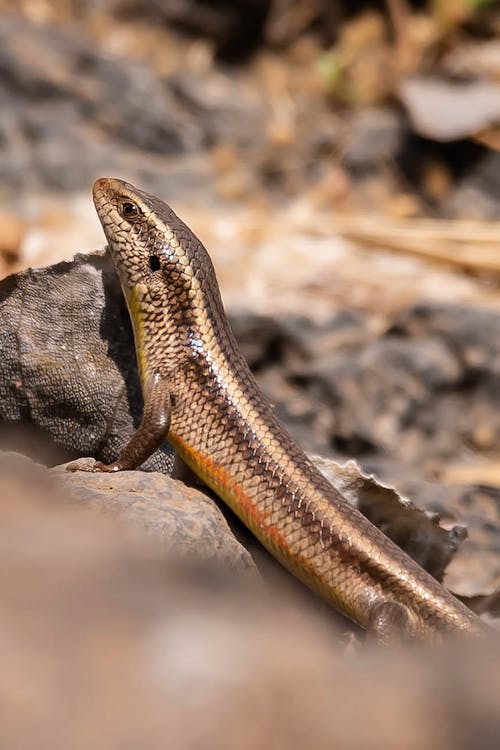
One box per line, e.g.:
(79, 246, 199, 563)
(120, 201, 139, 219)
(149, 255, 161, 272)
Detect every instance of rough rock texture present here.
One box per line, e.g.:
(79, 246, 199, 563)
(0, 251, 174, 471)
(53, 459, 255, 576)
(0, 451, 499, 750)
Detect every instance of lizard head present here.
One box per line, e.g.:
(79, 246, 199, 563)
(93, 177, 212, 300)
(92, 177, 223, 384)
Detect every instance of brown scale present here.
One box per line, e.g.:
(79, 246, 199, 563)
(81, 176, 490, 643)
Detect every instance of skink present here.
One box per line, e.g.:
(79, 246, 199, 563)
(87, 177, 487, 642)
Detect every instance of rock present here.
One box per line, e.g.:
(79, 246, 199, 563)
(230, 311, 372, 452)
(237, 304, 500, 472)
(0, 15, 275, 193)
(168, 69, 265, 149)
(0, 251, 174, 471)
(0, 447, 499, 749)
(313, 335, 463, 455)
(30, 119, 113, 192)
(0, 17, 199, 191)
(278, 311, 370, 369)
(392, 304, 500, 377)
(81, 53, 193, 154)
(53, 459, 255, 576)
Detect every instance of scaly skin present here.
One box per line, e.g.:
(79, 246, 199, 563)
(89, 177, 487, 642)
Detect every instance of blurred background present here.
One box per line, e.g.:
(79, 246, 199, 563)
(1, 3, 500, 745)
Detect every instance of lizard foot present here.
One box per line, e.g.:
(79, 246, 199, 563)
(66, 457, 121, 473)
(367, 600, 418, 645)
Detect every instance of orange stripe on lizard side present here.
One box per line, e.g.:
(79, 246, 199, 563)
(168, 433, 332, 596)
(170, 433, 286, 547)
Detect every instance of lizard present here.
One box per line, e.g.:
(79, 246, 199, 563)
(74, 176, 489, 642)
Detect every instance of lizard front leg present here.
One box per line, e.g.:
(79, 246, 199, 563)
(68, 374, 171, 472)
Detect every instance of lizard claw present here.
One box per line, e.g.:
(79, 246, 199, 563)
(65, 457, 121, 473)
(66, 457, 100, 473)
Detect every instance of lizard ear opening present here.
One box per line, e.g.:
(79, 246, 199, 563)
(149, 255, 161, 272)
